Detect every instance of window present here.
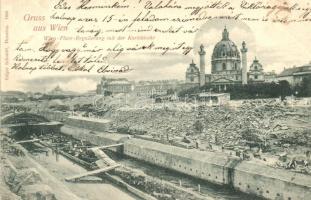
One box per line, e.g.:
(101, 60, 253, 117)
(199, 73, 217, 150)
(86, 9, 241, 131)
(190, 77, 194, 82)
(234, 63, 238, 70)
(255, 66, 258, 70)
(222, 63, 226, 70)
(254, 75, 258, 79)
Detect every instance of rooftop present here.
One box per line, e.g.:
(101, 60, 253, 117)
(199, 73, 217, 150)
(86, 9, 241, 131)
(278, 64, 311, 77)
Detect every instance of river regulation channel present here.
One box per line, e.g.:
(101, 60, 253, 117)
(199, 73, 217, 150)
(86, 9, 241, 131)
(23, 139, 263, 200)
(23, 143, 140, 200)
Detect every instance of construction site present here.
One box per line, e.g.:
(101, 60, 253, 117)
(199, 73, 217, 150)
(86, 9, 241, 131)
(1, 94, 311, 200)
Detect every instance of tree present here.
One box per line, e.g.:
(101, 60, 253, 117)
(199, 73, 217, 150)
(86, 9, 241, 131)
(167, 88, 175, 95)
(194, 120, 204, 134)
(278, 80, 292, 100)
(300, 76, 311, 97)
(104, 90, 112, 96)
(178, 86, 200, 98)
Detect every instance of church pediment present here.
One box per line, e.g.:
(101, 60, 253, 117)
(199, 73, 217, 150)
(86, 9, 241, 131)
(212, 77, 235, 83)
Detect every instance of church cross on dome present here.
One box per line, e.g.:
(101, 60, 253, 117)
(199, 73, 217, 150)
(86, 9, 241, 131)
(222, 26, 229, 41)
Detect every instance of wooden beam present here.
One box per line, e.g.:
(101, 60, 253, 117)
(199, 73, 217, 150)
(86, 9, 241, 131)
(65, 164, 120, 182)
(87, 143, 123, 150)
(16, 139, 40, 144)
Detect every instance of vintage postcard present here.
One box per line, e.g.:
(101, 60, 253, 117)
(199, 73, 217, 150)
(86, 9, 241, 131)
(1, 0, 311, 199)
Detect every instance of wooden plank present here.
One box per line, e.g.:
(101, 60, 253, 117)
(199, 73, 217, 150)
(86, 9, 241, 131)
(87, 143, 123, 150)
(16, 139, 40, 144)
(1, 123, 26, 128)
(65, 164, 121, 182)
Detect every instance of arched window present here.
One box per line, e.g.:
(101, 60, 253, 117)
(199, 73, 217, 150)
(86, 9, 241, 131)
(222, 63, 226, 70)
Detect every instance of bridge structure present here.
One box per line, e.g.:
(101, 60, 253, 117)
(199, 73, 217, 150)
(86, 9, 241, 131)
(1, 112, 49, 124)
(1, 112, 63, 139)
(65, 144, 123, 182)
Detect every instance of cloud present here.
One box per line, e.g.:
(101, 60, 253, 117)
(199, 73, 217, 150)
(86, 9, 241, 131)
(9, 18, 311, 93)
(253, 23, 311, 72)
(21, 75, 101, 93)
(59, 78, 98, 92)
(108, 52, 192, 80)
(19, 53, 192, 92)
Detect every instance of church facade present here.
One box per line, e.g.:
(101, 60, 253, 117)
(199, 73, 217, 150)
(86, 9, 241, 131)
(185, 27, 273, 90)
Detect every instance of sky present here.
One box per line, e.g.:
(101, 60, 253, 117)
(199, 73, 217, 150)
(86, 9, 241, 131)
(18, 19, 311, 93)
(1, 1, 311, 93)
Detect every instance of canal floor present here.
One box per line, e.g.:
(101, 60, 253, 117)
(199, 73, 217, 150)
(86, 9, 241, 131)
(29, 148, 140, 200)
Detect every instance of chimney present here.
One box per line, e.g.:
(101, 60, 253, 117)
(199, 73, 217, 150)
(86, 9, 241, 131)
(241, 41, 248, 85)
(199, 44, 206, 87)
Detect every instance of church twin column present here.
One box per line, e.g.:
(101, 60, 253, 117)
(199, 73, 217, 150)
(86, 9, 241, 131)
(199, 44, 206, 87)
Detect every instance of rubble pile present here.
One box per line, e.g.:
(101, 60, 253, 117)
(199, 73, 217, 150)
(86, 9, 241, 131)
(8, 168, 42, 189)
(106, 99, 311, 172)
(19, 184, 56, 200)
(0, 182, 21, 200)
(3, 162, 57, 200)
(0, 135, 58, 200)
(109, 100, 309, 145)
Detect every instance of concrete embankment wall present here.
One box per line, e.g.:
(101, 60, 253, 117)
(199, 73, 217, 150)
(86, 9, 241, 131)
(36, 111, 69, 122)
(124, 138, 311, 200)
(233, 162, 311, 200)
(61, 126, 127, 153)
(60, 120, 311, 200)
(124, 138, 237, 186)
(65, 117, 110, 132)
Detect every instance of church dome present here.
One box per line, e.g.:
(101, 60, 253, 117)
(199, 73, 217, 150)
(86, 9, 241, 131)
(212, 28, 240, 60)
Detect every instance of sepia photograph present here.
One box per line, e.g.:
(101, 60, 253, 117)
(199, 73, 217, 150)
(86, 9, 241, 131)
(1, 0, 311, 200)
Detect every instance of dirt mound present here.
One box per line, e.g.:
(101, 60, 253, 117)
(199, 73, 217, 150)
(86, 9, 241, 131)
(11, 168, 42, 188)
(19, 184, 57, 200)
(0, 176, 22, 200)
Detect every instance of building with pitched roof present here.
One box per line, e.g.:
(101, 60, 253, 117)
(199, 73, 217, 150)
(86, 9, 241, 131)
(96, 76, 134, 94)
(277, 63, 311, 86)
